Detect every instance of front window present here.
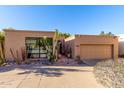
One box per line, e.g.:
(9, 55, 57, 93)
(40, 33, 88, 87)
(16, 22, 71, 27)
(25, 37, 53, 58)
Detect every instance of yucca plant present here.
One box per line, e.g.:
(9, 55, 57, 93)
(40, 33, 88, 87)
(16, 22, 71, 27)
(0, 31, 5, 66)
(53, 29, 66, 61)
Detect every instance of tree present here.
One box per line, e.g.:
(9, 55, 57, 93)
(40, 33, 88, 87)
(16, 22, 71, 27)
(100, 31, 105, 35)
(100, 31, 114, 36)
(107, 32, 114, 36)
(59, 32, 71, 39)
(52, 29, 71, 61)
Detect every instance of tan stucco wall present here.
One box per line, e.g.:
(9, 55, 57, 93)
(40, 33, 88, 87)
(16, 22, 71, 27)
(4, 29, 55, 61)
(65, 35, 118, 60)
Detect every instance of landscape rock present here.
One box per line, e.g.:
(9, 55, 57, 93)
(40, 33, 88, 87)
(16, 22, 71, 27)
(94, 59, 124, 88)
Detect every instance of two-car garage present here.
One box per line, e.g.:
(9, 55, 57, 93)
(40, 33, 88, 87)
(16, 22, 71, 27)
(65, 35, 118, 60)
(80, 44, 113, 59)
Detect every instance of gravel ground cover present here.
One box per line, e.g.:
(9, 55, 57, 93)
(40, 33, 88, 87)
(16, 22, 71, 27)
(94, 58, 124, 88)
(0, 57, 87, 67)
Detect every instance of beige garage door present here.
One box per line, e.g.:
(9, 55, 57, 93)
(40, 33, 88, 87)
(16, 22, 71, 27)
(80, 44, 112, 59)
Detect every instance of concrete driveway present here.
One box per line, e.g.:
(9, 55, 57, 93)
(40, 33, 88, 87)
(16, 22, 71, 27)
(0, 65, 103, 88)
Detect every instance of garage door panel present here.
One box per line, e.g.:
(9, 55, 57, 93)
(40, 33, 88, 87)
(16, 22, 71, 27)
(80, 44, 112, 59)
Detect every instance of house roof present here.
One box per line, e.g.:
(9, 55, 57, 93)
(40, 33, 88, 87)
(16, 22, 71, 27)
(3, 29, 55, 33)
(75, 34, 118, 38)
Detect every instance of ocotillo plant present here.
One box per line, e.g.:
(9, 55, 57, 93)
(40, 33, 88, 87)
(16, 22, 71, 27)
(10, 48, 20, 65)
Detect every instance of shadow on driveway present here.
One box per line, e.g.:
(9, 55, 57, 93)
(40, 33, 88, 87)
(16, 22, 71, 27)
(0, 64, 92, 77)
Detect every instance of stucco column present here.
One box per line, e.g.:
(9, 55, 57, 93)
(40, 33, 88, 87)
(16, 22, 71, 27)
(113, 42, 118, 63)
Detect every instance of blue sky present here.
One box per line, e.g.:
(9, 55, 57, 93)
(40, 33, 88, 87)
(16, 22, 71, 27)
(0, 5, 124, 35)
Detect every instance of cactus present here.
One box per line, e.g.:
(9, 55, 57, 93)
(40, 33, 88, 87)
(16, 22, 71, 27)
(0, 31, 5, 66)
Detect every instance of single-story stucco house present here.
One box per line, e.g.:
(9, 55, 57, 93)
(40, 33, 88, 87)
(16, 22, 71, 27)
(4, 29, 118, 61)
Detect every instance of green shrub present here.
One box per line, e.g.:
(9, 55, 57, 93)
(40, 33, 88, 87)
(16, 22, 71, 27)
(48, 54, 56, 64)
